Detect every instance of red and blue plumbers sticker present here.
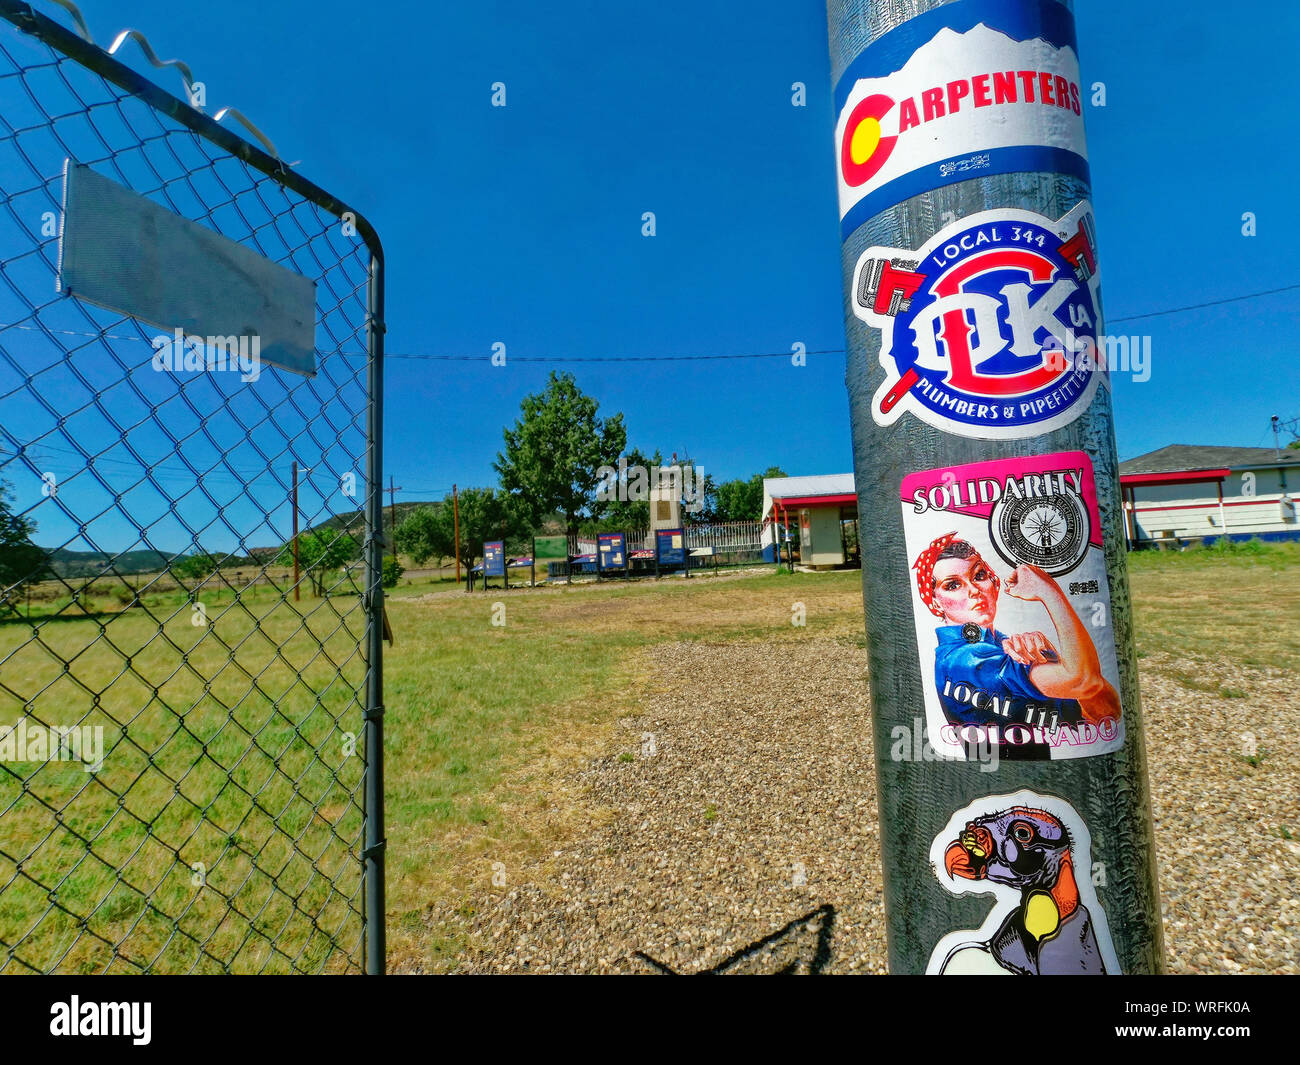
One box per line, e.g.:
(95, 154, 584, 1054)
(853, 202, 1104, 440)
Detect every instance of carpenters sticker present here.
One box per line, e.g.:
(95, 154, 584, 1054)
(854, 202, 1104, 439)
(900, 451, 1125, 762)
(834, 3, 1089, 236)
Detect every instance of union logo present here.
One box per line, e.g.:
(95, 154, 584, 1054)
(853, 204, 1104, 439)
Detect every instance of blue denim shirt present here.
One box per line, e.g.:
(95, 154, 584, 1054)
(934, 625, 1083, 729)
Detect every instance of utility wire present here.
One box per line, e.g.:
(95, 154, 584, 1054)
(378, 348, 845, 363)
(6, 280, 1298, 361)
(1107, 282, 1300, 325)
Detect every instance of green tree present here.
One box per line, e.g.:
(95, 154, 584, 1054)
(713, 466, 786, 522)
(282, 529, 361, 597)
(495, 371, 627, 535)
(668, 456, 709, 520)
(396, 489, 525, 573)
(589, 450, 712, 530)
(712, 478, 756, 523)
(0, 481, 50, 591)
(693, 472, 719, 521)
(591, 447, 658, 531)
(394, 505, 449, 567)
(455, 487, 528, 571)
(381, 556, 404, 588)
(172, 549, 220, 582)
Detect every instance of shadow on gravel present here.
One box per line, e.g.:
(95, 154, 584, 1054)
(631, 904, 836, 974)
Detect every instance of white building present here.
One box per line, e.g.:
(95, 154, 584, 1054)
(760, 473, 859, 567)
(754, 444, 1299, 561)
(1119, 444, 1300, 546)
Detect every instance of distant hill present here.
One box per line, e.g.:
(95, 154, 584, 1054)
(44, 546, 279, 578)
(311, 499, 443, 540)
(46, 547, 177, 578)
(37, 499, 444, 577)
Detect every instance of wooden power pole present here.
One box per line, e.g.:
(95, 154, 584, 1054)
(387, 475, 403, 564)
(452, 483, 461, 584)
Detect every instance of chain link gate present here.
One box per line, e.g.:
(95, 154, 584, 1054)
(0, 1, 385, 973)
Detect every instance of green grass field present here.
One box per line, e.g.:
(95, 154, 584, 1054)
(1126, 539, 1300, 670)
(0, 588, 368, 973)
(1, 540, 1297, 972)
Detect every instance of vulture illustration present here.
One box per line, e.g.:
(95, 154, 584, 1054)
(938, 805, 1106, 975)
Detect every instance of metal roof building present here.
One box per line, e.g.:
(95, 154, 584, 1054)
(761, 473, 860, 567)
(1118, 444, 1299, 546)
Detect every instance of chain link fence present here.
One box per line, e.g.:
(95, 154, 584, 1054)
(0, 0, 385, 973)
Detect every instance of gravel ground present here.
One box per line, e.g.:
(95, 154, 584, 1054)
(428, 638, 1298, 974)
(1141, 652, 1299, 974)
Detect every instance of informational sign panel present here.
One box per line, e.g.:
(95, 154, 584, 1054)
(655, 528, 685, 566)
(482, 541, 505, 578)
(597, 532, 626, 572)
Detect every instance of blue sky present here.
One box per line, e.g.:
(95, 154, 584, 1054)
(6, 0, 1300, 548)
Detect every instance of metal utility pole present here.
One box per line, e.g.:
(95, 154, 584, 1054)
(387, 476, 403, 564)
(291, 460, 300, 603)
(826, 0, 1162, 974)
(452, 484, 461, 585)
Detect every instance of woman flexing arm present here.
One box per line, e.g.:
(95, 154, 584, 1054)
(1002, 563, 1120, 724)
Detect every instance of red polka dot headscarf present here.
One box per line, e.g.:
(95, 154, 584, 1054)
(912, 532, 1000, 618)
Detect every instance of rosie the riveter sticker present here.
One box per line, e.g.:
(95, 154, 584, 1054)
(927, 789, 1121, 975)
(853, 201, 1104, 439)
(901, 450, 1124, 762)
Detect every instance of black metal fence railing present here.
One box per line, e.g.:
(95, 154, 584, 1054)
(0, 1, 385, 973)
(521, 522, 771, 583)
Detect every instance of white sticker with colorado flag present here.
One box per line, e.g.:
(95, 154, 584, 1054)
(834, 2, 1089, 237)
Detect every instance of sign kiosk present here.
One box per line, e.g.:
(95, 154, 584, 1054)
(482, 540, 506, 590)
(596, 532, 627, 580)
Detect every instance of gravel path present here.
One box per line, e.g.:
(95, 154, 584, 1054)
(431, 638, 1298, 974)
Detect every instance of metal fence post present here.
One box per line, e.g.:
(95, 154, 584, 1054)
(364, 252, 387, 976)
(826, 0, 1163, 974)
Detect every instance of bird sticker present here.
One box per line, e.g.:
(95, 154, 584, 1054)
(927, 790, 1120, 975)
